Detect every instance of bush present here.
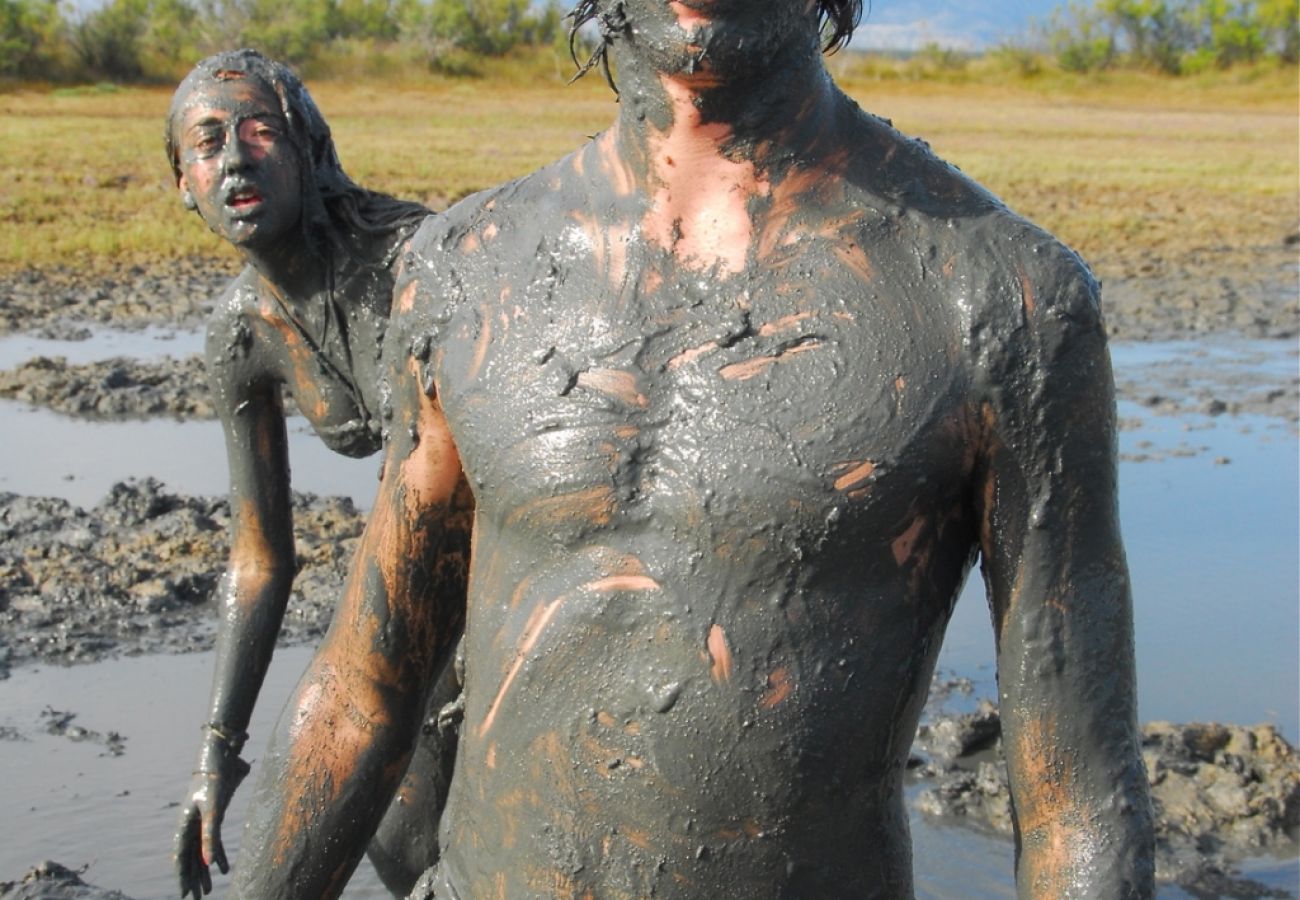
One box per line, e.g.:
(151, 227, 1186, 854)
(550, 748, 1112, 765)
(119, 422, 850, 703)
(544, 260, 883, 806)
(0, 0, 67, 78)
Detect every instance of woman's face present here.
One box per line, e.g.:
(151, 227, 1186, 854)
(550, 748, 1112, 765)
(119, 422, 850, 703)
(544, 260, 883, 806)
(173, 77, 302, 251)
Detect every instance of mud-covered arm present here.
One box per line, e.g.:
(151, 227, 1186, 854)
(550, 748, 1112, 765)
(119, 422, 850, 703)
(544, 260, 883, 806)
(229, 310, 470, 899)
(176, 315, 297, 898)
(974, 253, 1154, 898)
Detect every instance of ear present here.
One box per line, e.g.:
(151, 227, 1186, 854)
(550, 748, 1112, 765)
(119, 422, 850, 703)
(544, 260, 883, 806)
(178, 175, 197, 211)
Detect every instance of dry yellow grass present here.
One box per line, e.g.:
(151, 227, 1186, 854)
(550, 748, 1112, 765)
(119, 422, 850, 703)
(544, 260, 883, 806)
(0, 59, 1296, 282)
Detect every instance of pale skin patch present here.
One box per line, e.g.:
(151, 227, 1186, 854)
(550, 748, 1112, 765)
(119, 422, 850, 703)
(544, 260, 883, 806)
(1017, 265, 1037, 317)
(465, 305, 493, 382)
(504, 485, 617, 529)
(639, 77, 771, 275)
(891, 516, 928, 567)
(667, 339, 720, 371)
(576, 367, 650, 408)
(594, 130, 637, 199)
(759, 667, 792, 709)
(583, 574, 661, 593)
(478, 595, 566, 737)
(832, 459, 877, 492)
(758, 311, 816, 337)
(1008, 715, 1090, 893)
(833, 242, 875, 283)
(717, 339, 824, 382)
(230, 497, 280, 583)
(397, 278, 419, 313)
(707, 624, 733, 683)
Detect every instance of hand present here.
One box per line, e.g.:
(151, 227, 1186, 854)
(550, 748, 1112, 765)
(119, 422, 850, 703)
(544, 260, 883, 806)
(175, 729, 251, 898)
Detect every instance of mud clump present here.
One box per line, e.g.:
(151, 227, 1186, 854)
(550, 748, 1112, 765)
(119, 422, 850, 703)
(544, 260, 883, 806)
(0, 861, 134, 900)
(912, 706, 1300, 897)
(0, 479, 363, 669)
(0, 261, 233, 336)
(0, 356, 215, 420)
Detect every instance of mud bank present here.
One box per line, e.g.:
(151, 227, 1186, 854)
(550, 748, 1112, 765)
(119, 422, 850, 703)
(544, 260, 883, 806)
(912, 704, 1300, 897)
(0, 479, 362, 674)
(0, 861, 132, 900)
(2, 237, 1296, 343)
(0, 355, 214, 419)
(0, 262, 234, 337)
(1100, 242, 1299, 343)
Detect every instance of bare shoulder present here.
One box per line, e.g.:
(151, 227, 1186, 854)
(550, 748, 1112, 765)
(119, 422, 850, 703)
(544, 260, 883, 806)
(408, 159, 581, 268)
(839, 101, 1102, 370)
(203, 266, 267, 395)
(396, 157, 587, 328)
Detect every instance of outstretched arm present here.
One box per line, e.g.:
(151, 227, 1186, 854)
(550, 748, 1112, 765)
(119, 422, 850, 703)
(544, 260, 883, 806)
(975, 254, 1154, 898)
(177, 321, 295, 899)
(229, 322, 471, 900)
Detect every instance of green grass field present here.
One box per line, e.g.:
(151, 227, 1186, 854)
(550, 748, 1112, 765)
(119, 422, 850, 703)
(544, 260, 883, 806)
(1, 54, 1296, 281)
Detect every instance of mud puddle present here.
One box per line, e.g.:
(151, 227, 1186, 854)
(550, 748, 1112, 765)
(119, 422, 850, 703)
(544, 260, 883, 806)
(0, 327, 204, 372)
(0, 402, 381, 510)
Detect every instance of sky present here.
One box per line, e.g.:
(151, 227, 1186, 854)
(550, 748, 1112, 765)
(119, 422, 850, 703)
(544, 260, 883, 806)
(853, 1, 1064, 50)
(61, 0, 1067, 50)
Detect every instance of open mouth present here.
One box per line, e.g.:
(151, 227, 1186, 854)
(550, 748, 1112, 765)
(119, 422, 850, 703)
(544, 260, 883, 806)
(226, 186, 263, 213)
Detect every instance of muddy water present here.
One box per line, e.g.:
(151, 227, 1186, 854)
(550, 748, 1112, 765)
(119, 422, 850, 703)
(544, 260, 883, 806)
(1, 651, 1295, 899)
(0, 336, 1296, 897)
(0, 327, 205, 371)
(0, 405, 382, 510)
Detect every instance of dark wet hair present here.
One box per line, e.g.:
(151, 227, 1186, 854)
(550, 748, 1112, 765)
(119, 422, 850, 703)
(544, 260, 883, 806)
(567, 0, 864, 85)
(166, 49, 428, 257)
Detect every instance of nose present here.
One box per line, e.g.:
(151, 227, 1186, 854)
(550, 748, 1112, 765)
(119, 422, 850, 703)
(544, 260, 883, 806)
(221, 129, 250, 174)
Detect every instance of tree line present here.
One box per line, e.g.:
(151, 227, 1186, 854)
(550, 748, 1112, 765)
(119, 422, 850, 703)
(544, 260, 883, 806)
(1, 0, 1296, 83)
(1, 0, 567, 81)
(1040, 0, 1298, 73)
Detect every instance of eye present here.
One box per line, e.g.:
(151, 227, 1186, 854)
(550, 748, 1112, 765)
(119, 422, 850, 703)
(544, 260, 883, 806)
(191, 132, 222, 157)
(240, 118, 283, 151)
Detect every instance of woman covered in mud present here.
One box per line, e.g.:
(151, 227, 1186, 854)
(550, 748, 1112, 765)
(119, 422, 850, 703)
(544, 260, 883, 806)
(165, 49, 457, 898)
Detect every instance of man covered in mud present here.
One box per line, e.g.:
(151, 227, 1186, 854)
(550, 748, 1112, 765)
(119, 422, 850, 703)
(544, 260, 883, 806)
(231, 1, 1154, 896)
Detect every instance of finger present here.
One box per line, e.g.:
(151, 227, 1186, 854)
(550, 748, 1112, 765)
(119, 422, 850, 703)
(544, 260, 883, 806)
(207, 822, 230, 875)
(176, 811, 200, 899)
(199, 859, 212, 896)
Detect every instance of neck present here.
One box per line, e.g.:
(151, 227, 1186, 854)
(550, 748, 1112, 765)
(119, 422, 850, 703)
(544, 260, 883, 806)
(611, 19, 834, 177)
(603, 15, 840, 274)
(243, 228, 326, 305)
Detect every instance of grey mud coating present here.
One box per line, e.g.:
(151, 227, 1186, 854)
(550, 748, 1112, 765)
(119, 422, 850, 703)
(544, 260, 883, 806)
(233, 2, 1155, 897)
(164, 50, 463, 898)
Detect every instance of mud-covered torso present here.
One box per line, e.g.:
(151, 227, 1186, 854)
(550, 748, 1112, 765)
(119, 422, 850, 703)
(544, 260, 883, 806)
(208, 254, 394, 458)
(402, 130, 1034, 896)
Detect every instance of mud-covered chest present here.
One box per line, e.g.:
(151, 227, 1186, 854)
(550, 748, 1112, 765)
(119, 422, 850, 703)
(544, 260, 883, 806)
(433, 269, 973, 540)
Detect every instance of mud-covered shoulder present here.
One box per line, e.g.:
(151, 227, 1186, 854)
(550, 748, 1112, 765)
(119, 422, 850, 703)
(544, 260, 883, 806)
(392, 160, 584, 342)
(203, 265, 269, 411)
(953, 207, 1115, 479)
(839, 96, 1004, 222)
(952, 208, 1105, 395)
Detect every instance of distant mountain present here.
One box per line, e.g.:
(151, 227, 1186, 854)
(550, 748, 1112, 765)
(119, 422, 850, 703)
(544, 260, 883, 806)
(854, 0, 1063, 49)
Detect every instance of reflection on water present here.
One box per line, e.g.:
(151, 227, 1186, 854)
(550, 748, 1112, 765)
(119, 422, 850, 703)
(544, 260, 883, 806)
(1, 337, 1297, 897)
